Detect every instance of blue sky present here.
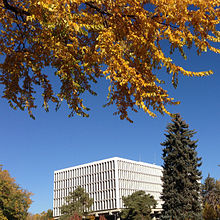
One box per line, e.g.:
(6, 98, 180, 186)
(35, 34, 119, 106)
(0, 44, 220, 214)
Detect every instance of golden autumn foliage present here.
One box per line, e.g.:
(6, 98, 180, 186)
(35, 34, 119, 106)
(27, 209, 54, 220)
(202, 178, 220, 219)
(0, 0, 219, 122)
(0, 165, 32, 220)
(203, 202, 220, 220)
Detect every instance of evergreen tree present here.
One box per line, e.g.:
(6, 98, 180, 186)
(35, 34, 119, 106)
(160, 114, 202, 220)
(202, 174, 216, 196)
(60, 187, 93, 220)
(121, 190, 157, 220)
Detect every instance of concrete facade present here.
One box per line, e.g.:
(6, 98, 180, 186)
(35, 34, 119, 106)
(53, 157, 163, 218)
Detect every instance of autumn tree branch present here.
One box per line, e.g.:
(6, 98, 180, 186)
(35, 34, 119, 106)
(85, 2, 135, 18)
(85, 2, 177, 28)
(3, 0, 30, 16)
(85, 2, 112, 17)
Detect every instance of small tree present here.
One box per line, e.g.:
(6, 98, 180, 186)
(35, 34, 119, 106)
(0, 165, 32, 220)
(45, 209, 54, 219)
(160, 114, 202, 220)
(202, 174, 216, 196)
(121, 190, 157, 220)
(60, 187, 93, 220)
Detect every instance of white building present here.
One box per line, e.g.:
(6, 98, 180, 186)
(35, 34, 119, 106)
(53, 157, 163, 218)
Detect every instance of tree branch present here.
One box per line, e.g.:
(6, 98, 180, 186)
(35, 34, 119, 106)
(3, 0, 30, 16)
(85, 2, 112, 17)
(85, 2, 177, 29)
(85, 2, 135, 18)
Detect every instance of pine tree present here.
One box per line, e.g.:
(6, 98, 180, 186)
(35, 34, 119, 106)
(121, 190, 157, 220)
(60, 187, 93, 220)
(160, 114, 202, 220)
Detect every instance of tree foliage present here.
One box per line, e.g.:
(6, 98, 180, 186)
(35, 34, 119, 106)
(60, 186, 93, 220)
(120, 190, 157, 220)
(202, 175, 220, 220)
(0, 0, 219, 121)
(202, 174, 217, 195)
(160, 114, 202, 220)
(0, 165, 32, 220)
(27, 209, 54, 220)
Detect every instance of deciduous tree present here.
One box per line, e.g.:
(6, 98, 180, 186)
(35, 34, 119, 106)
(60, 186, 93, 220)
(0, 165, 32, 220)
(160, 114, 202, 220)
(120, 190, 157, 220)
(202, 175, 220, 220)
(27, 209, 54, 220)
(0, 0, 219, 121)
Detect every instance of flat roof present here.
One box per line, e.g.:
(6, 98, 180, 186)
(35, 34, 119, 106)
(54, 157, 162, 173)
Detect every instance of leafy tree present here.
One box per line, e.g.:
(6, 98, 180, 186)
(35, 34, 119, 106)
(45, 209, 53, 219)
(60, 186, 93, 220)
(26, 213, 41, 220)
(120, 190, 157, 220)
(203, 203, 219, 220)
(202, 175, 220, 220)
(160, 114, 202, 220)
(0, 0, 219, 122)
(26, 209, 54, 220)
(0, 165, 32, 220)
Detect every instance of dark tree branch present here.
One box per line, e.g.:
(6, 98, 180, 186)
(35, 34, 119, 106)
(85, 2, 112, 17)
(152, 17, 178, 29)
(85, 2, 135, 18)
(85, 2, 178, 29)
(2, 0, 177, 30)
(3, 0, 30, 16)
